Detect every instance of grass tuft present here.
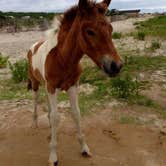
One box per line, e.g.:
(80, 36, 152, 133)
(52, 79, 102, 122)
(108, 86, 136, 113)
(119, 116, 141, 125)
(0, 54, 9, 68)
(136, 31, 145, 40)
(112, 32, 122, 39)
(9, 59, 28, 83)
(151, 41, 161, 50)
(135, 15, 166, 38)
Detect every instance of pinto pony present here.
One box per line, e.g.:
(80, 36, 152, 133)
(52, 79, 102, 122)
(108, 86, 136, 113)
(27, 0, 122, 165)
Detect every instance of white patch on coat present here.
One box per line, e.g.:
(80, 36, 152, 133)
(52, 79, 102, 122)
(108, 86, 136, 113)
(31, 28, 59, 80)
(68, 86, 91, 155)
(47, 90, 59, 163)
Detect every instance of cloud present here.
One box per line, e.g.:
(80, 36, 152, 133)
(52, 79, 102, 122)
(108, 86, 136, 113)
(0, 0, 76, 12)
(111, 0, 166, 9)
(0, 0, 166, 12)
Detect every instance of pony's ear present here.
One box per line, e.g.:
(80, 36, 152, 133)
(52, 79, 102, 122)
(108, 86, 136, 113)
(97, 0, 112, 14)
(78, 0, 88, 11)
(102, 0, 112, 7)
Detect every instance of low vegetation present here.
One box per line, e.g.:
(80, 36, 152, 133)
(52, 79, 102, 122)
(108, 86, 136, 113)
(123, 55, 166, 72)
(136, 31, 145, 40)
(0, 54, 165, 117)
(0, 11, 56, 31)
(135, 15, 166, 38)
(110, 74, 140, 99)
(112, 32, 122, 39)
(0, 15, 166, 119)
(0, 53, 9, 68)
(119, 115, 141, 125)
(9, 59, 28, 83)
(151, 41, 161, 50)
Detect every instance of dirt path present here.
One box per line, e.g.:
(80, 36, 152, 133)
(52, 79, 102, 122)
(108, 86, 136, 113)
(0, 31, 44, 62)
(0, 106, 165, 166)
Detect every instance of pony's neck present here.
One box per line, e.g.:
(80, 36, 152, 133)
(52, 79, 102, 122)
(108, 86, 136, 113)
(58, 16, 83, 68)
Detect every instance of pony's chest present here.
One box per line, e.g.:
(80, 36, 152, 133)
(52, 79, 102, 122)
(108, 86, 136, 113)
(60, 70, 82, 90)
(46, 64, 82, 91)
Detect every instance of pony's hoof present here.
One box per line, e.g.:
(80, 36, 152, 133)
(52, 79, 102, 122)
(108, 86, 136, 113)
(48, 161, 58, 166)
(54, 161, 58, 166)
(81, 151, 92, 158)
(81, 144, 92, 157)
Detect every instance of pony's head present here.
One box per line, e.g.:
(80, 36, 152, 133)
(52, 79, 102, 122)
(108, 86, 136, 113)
(77, 0, 123, 77)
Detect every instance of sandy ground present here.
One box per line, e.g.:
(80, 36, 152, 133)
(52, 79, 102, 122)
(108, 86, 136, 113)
(111, 15, 153, 33)
(0, 16, 166, 166)
(0, 31, 44, 62)
(0, 15, 153, 60)
(0, 106, 166, 166)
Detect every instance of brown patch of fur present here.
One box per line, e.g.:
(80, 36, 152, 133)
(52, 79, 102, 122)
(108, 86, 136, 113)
(33, 69, 43, 82)
(28, 0, 122, 94)
(45, 47, 82, 93)
(34, 40, 45, 55)
(27, 50, 42, 91)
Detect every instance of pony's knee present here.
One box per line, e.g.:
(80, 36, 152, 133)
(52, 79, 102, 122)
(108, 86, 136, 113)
(50, 111, 60, 126)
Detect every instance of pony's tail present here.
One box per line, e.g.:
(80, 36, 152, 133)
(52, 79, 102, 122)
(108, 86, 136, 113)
(27, 78, 32, 91)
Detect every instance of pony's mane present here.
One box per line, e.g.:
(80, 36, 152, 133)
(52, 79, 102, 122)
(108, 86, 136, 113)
(60, 6, 78, 28)
(57, 1, 96, 46)
(60, 1, 96, 29)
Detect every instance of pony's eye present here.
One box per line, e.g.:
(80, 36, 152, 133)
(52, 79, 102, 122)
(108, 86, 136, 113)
(87, 29, 95, 36)
(98, 7, 105, 14)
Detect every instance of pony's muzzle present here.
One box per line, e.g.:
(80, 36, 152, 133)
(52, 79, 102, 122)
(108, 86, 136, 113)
(102, 58, 123, 77)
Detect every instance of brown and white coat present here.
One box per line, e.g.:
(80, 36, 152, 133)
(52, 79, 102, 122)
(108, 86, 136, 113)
(27, 0, 122, 165)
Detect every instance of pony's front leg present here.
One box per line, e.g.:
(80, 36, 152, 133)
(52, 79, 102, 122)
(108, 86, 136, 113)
(68, 85, 92, 157)
(31, 90, 39, 128)
(46, 91, 51, 127)
(47, 89, 59, 166)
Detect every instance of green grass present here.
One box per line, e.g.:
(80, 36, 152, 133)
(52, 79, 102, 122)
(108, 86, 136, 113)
(0, 54, 9, 68)
(123, 55, 166, 72)
(136, 31, 145, 40)
(0, 79, 69, 103)
(119, 115, 141, 125)
(0, 79, 32, 100)
(9, 59, 28, 83)
(110, 74, 140, 98)
(151, 41, 161, 50)
(0, 55, 166, 117)
(135, 15, 166, 38)
(112, 32, 122, 39)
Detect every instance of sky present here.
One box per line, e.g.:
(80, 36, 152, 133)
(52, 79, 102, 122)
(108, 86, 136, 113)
(0, 0, 166, 13)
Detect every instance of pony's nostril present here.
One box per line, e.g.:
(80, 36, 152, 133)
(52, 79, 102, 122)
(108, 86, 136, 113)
(111, 61, 122, 73)
(110, 61, 118, 72)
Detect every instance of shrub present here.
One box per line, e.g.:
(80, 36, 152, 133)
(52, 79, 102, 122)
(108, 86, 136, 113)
(112, 32, 122, 39)
(151, 41, 161, 50)
(137, 15, 166, 38)
(0, 54, 9, 68)
(133, 22, 139, 26)
(136, 31, 145, 40)
(111, 74, 141, 99)
(9, 59, 28, 83)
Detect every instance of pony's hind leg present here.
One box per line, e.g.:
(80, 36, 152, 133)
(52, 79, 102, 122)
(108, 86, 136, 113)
(31, 79, 40, 128)
(32, 90, 39, 128)
(46, 91, 51, 127)
(68, 85, 92, 157)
